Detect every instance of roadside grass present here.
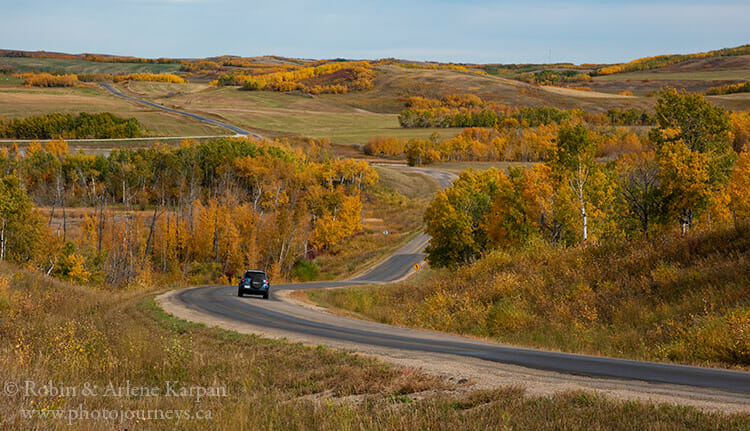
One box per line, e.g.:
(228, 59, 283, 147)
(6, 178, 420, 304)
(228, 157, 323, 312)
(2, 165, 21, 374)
(308, 226, 750, 369)
(0, 85, 226, 137)
(0, 57, 181, 74)
(0, 264, 748, 429)
(314, 167, 438, 279)
(0, 263, 445, 429)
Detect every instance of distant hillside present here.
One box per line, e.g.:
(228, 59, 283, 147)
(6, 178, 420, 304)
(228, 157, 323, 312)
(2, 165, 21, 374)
(593, 44, 750, 75)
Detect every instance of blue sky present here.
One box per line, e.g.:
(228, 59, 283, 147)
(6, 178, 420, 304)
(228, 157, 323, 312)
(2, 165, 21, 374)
(2, 0, 748, 64)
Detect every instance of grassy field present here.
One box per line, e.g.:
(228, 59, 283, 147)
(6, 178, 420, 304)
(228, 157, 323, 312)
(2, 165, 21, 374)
(308, 226, 750, 370)
(333, 65, 653, 113)
(707, 93, 750, 111)
(0, 74, 23, 85)
(2, 264, 748, 429)
(114, 65, 660, 146)
(0, 84, 227, 137)
(593, 70, 750, 82)
(0, 56, 181, 74)
(119, 81, 464, 145)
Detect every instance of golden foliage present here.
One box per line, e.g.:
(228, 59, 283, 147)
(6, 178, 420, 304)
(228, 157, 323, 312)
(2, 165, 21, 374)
(18, 72, 79, 87)
(112, 73, 187, 84)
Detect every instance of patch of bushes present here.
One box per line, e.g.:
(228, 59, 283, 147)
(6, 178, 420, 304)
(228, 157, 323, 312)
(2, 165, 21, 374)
(0, 112, 144, 139)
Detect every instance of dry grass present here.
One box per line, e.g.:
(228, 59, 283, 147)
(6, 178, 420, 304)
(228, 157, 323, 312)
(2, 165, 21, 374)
(373, 166, 441, 199)
(0, 264, 445, 429)
(309, 227, 750, 370)
(1, 264, 748, 429)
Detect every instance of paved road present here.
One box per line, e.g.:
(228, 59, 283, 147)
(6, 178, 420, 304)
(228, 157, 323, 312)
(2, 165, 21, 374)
(159, 166, 750, 397)
(99, 83, 262, 139)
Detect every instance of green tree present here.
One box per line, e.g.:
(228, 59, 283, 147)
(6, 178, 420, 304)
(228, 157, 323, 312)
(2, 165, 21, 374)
(649, 88, 736, 233)
(0, 176, 47, 264)
(487, 168, 532, 248)
(424, 168, 504, 267)
(615, 151, 663, 235)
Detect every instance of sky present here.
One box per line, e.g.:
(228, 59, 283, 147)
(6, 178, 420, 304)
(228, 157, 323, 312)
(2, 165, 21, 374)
(2, 0, 749, 64)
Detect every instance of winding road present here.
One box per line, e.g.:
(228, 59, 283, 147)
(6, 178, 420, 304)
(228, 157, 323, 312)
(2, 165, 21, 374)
(99, 83, 262, 139)
(158, 166, 750, 411)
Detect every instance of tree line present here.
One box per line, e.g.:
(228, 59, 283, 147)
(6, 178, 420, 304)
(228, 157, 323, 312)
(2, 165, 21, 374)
(0, 112, 144, 139)
(423, 88, 749, 267)
(15, 71, 187, 86)
(217, 61, 375, 94)
(515, 69, 592, 86)
(706, 80, 750, 96)
(0, 137, 377, 287)
(367, 124, 648, 165)
(397, 94, 656, 129)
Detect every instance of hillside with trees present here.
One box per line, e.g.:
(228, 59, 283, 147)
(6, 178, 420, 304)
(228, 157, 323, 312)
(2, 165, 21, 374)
(310, 88, 750, 369)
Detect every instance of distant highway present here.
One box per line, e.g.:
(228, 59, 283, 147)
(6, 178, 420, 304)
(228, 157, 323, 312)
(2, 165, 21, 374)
(99, 83, 262, 139)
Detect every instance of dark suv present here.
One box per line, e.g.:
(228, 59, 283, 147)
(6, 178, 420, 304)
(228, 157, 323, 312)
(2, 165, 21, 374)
(238, 270, 270, 299)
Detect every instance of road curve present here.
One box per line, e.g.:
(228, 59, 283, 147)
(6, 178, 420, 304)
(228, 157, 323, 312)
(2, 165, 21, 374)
(158, 166, 750, 401)
(99, 83, 262, 139)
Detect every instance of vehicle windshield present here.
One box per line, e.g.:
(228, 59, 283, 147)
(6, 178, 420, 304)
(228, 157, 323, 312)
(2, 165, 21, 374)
(244, 272, 266, 281)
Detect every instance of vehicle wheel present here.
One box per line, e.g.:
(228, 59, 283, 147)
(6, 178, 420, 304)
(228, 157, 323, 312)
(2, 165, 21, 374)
(238, 289, 243, 297)
(263, 292, 269, 299)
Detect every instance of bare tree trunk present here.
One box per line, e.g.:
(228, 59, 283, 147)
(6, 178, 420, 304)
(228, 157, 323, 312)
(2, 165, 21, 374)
(46, 256, 56, 275)
(97, 197, 105, 255)
(60, 177, 67, 243)
(48, 199, 56, 226)
(214, 214, 220, 264)
(144, 205, 161, 259)
(0, 219, 5, 262)
(581, 200, 588, 244)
